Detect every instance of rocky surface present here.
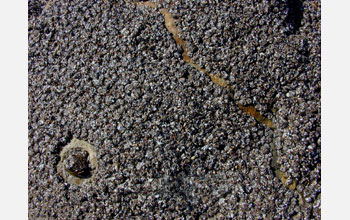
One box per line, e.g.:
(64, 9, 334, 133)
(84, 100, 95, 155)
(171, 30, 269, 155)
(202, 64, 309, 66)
(28, 0, 321, 219)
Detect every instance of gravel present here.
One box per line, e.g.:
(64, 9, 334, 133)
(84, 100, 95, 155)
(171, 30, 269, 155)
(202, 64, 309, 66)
(28, 0, 321, 219)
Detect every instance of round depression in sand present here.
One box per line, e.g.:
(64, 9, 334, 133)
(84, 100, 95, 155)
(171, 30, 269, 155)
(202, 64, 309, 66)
(57, 138, 97, 185)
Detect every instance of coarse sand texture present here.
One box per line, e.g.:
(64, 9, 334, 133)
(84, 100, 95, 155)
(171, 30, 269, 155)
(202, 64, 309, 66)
(29, 0, 321, 219)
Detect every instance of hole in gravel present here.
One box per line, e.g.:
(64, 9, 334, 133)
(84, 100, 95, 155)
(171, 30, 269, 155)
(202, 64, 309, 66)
(57, 138, 98, 185)
(182, 70, 190, 79)
(285, 0, 304, 34)
(64, 148, 93, 178)
(218, 144, 225, 151)
(28, 2, 43, 18)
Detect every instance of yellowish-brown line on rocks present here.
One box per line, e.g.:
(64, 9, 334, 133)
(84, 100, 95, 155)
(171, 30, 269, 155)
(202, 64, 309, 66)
(158, 5, 302, 201)
(135, 1, 274, 129)
(134, 0, 304, 203)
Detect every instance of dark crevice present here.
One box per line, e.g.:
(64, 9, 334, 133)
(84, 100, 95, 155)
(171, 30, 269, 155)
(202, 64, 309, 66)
(28, 1, 44, 19)
(52, 131, 73, 168)
(285, 0, 304, 35)
(54, 132, 73, 155)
